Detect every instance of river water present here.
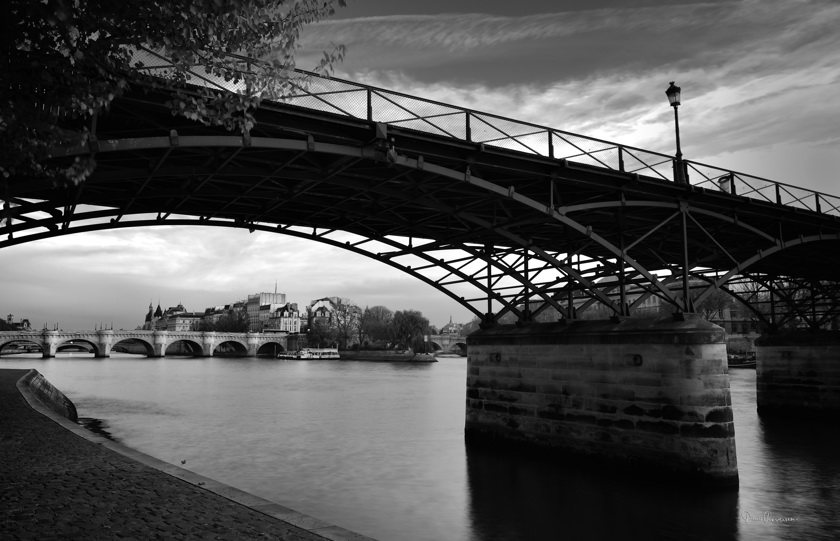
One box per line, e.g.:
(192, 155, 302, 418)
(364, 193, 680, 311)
(2, 353, 838, 540)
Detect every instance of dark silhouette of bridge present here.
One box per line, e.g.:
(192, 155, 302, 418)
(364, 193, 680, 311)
(3, 54, 838, 329)
(5, 53, 840, 485)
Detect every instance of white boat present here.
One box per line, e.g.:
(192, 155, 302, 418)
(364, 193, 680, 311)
(278, 348, 340, 360)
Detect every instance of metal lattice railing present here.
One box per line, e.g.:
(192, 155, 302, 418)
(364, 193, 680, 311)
(132, 48, 840, 217)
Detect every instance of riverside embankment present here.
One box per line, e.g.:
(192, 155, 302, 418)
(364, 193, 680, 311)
(0, 368, 374, 541)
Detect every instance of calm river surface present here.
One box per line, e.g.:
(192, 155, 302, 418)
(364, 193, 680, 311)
(3, 354, 839, 540)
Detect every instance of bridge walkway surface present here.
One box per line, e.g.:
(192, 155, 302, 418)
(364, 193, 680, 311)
(0, 368, 374, 541)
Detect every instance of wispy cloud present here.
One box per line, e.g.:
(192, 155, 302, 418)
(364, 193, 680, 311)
(302, 0, 840, 192)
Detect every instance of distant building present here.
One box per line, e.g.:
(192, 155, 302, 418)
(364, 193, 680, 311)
(439, 317, 463, 336)
(246, 292, 287, 332)
(139, 292, 305, 334)
(307, 297, 340, 327)
(142, 302, 203, 331)
(5, 314, 31, 331)
(264, 303, 302, 334)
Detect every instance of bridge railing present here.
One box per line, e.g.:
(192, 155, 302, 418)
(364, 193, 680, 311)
(132, 49, 840, 217)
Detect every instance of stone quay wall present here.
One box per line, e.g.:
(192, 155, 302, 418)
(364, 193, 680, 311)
(756, 330, 840, 417)
(466, 317, 738, 486)
(18, 369, 78, 422)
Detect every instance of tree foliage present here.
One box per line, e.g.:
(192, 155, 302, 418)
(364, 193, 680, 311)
(196, 310, 250, 332)
(306, 317, 336, 348)
(358, 305, 393, 347)
(391, 309, 430, 351)
(460, 315, 482, 336)
(3, 0, 346, 183)
(331, 297, 361, 349)
(694, 287, 735, 321)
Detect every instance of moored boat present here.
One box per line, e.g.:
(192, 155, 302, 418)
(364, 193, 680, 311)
(278, 348, 340, 360)
(727, 352, 756, 369)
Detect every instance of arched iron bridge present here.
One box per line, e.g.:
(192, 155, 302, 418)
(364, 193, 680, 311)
(3, 55, 839, 331)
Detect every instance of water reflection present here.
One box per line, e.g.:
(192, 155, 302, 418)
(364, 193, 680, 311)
(2, 356, 839, 541)
(465, 441, 738, 541)
(730, 370, 840, 541)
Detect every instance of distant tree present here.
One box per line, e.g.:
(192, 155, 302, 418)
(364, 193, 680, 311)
(195, 310, 249, 332)
(460, 316, 482, 336)
(306, 317, 335, 348)
(331, 298, 361, 349)
(216, 311, 251, 332)
(391, 310, 430, 351)
(694, 287, 736, 321)
(358, 305, 393, 347)
(3, 0, 346, 184)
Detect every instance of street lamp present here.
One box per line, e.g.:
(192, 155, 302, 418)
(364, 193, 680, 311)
(665, 81, 687, 184)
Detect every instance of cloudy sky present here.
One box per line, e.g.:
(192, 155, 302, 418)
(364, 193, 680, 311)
(3, 0, 838, 332)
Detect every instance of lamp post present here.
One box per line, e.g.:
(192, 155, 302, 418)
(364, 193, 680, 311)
(665, 81, 686, 184)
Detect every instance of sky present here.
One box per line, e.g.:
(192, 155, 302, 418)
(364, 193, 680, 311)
(2, 0, 838, 332)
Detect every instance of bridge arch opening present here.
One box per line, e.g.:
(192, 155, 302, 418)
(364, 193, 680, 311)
(257, 342, 285, 357)
(55, 339, 98, 355)
(0, 339, 44, 356)
(165, 340, 204, 357)
(112, 338, 155, 356)
(214, 340, 248, 357)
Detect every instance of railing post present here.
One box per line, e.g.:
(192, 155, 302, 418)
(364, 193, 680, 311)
(466, 112, 472, 142)
(367, 88, 373, 122)
(548, 131, 554, 159)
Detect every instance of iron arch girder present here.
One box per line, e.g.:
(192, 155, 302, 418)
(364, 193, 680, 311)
(1, 190, 534, 322)
(27, 133, 837, 318)
(721, 273, 840, 331)
(729, 275, 819, 330)
(701, 233, 840, 308)
(561, 197, 840, 314)
(449, 172, 684, 312)
(0, 212, 508, 321)
(563, 199, 778, 247)
(40, 134, 664, 315)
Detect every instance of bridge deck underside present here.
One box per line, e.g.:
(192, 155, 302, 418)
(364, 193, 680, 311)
(4, 88, 839, 323)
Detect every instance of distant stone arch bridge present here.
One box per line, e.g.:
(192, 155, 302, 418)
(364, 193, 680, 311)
(428, 333, 468, 355)
(0, 330, 289, 358)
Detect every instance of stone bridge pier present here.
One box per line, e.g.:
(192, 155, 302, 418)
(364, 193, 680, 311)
(96, 330, 113, 358)
(42, 330, 59, 358)
(465, 316, 738, 486)
(152, 330, 168, 358)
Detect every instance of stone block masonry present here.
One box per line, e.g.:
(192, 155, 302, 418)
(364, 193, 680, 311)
(465, 316, 738, 486)
(756, 330, 840, 417)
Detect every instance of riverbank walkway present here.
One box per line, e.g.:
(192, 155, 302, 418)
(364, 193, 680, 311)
(0, 368, 374, 540)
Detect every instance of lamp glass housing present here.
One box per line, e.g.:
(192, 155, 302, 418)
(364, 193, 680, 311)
(666, 82, 681, 107)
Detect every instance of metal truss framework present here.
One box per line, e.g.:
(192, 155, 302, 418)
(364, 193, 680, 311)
(3, 80, 840, 330)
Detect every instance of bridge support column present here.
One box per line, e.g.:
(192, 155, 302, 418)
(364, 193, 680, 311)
(96, 330, 113, 358)
(41, 330, 59, 358)
(465, 316, 738, 486)
(201, 331, 216, 357)
(246, 332, 259, 357)
(755, 330, 840, 418)
(152, 330, 168, 358)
